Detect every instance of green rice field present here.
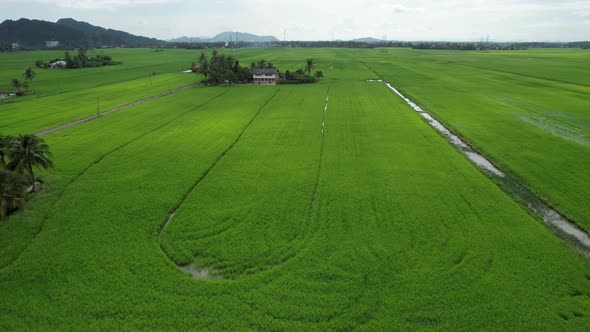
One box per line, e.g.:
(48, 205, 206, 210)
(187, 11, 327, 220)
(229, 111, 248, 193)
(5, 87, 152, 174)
(1, 47, 589, 330)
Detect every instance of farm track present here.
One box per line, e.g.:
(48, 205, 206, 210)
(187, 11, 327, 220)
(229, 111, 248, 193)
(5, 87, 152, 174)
(159, 87, 332, 279)
(311, 87, 331, 209)
(263, 87, 333, 276)
(35, 82, 199, 136)
(157, 89, 280, 277)
(0, 89, 229, 270)
(376, 79, 590, 258)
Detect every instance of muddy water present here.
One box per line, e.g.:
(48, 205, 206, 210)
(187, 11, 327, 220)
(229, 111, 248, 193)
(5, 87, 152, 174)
(370, 79, 590, 258)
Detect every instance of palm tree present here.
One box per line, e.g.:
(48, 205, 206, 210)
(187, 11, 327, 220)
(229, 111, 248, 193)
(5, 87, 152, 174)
(0, 135, 15, 169)
(11, 79, 22, 95)
(305, 58, 315, 76)
(23, 67, 36, 82)
(0, 170, 26, 220)
(7, 134, 54, 192)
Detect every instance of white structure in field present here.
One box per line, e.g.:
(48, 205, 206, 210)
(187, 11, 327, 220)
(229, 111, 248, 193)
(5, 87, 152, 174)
(49, 61, 67, 69)
(45, 40, 60, 48)
(253, 68, 279, 85)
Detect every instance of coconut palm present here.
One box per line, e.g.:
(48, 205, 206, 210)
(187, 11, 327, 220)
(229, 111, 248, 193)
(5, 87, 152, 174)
(0, 170, 26, 220)
(256, 59, 266, 68)
(7, 134, 54, 192)
(23, 67, 36, 94)
(198, 61, 211, 82)
(0, 135, 15, 169)
(305, 58, 315, 75)
(23, 67, 36, 82)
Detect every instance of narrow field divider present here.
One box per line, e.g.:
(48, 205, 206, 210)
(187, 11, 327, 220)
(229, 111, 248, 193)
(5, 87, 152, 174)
(372, 79, 590, 258)
(35, 83, 199, 137)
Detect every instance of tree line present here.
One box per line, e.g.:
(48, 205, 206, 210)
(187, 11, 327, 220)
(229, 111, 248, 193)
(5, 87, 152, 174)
(0, 134, 54, 220)
(166, 40, 590, 51)
(35, 49, 120, 69)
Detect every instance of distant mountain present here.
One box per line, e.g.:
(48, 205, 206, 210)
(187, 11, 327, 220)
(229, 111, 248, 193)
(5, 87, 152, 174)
(0, 18, 164, 49)
(168, 36, 204, 43)
(169, 32, 279, 43)
(352, 37, 384, 43)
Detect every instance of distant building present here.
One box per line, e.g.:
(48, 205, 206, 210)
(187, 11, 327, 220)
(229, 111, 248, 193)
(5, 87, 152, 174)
(253, 68, 279, 85)
(49, 61, 67, 69)
(11, 42, 21, 50)
(45, 40, 60, 48)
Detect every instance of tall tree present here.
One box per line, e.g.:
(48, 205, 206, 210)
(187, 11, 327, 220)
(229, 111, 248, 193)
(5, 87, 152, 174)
(314, 70, 324, 80)
(198, 52, 207, 65)
(23, 67, 36, 93)
(11, 79, 22, 94)
(7, 134, 54, 192)
(305, 58, 315, 75)
(0, 170, 27, 220)
(77, 48, 88, 67)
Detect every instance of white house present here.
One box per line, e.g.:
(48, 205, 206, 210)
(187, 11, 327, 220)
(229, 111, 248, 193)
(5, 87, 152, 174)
(253, 68, 279, 85)
(45, 40, 60, 48)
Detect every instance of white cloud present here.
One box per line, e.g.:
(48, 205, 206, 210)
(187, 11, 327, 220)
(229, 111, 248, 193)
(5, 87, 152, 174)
(5, 0, 180, 9)
(1, 0, 589, 40)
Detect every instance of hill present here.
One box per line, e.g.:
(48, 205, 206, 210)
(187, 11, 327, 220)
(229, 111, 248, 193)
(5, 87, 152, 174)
(0, 18, 164, 49)
(169, 31, 279, 43)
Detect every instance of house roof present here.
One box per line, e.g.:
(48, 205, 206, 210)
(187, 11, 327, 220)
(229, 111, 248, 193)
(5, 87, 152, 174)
(253, 68, 279, 75)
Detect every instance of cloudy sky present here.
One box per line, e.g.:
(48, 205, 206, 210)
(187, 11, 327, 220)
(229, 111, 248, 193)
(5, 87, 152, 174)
(1, 0, 589, 41)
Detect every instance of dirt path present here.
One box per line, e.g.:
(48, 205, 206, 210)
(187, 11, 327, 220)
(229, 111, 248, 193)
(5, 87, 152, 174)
(35, 83, 199, 137)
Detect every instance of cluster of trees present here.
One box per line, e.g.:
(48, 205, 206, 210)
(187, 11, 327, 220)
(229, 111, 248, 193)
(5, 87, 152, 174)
(0, 134, 54, 220)
(9, 67, 36, 96)
(280, 58, 324, 84)
(35, 49, 120, 69)
(193, 51, 324, 85)
(194, 50, 254, 84)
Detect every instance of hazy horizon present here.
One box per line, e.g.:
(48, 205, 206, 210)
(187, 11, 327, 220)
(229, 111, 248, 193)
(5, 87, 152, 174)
(1, 0, 589, 42)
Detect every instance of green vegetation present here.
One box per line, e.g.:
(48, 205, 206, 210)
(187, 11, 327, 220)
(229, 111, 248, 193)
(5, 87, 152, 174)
(1, 48, 589, 330)
(6, 134, 54, 192)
